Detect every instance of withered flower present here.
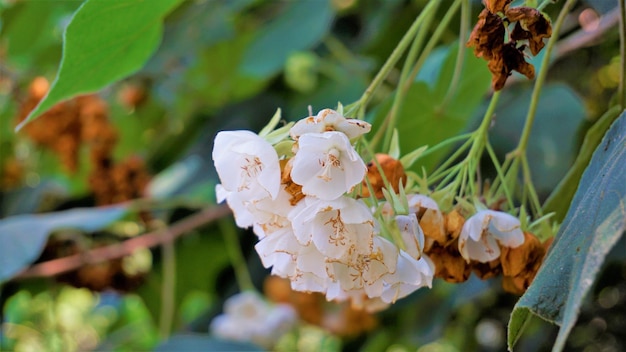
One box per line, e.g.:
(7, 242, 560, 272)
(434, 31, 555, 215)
(500, 232, 546, 295)
(507, 7, 552, 55)
(426, 242, 471, 283)
(488, 43, 535, 91)
(467, 1, 551, 90)
(484, 0, 513, 14)
(471, 258, 502, 280)
(467, 9, 505, 60)
(360, 153, 407, 199)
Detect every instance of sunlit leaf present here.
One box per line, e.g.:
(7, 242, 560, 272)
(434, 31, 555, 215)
(508, 111, 626, 351)
(0, 205, 127, 283)
(17, 0, 182, 129)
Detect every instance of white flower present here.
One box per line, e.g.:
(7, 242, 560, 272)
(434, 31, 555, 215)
(290, 108, 371, 140)
(210, 291, 296, 349)
(213, 130, 281, 200)
(325, 235, 398, 295)
(290, 131, 366, 200)
(254, 227, 300, 278)
(458, 210, 525, 263)
(289, 196, 374, 260)
(395, 214, 425, 260)
(380, 252, 434, 303)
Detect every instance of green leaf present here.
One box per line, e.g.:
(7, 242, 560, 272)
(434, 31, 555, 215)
(0, 205, 127, 283)
(16, 0, 182, 130)
(543, 106, 623, 221)
(240, 1, 334, 78)
(373, 42, 491, 172)
(508, 111, 626, 351)
(154, 334, 263, 352)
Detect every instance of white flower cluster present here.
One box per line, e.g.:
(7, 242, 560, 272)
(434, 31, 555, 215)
(213, 109, 434, 312)
(210, 291, 297, 348)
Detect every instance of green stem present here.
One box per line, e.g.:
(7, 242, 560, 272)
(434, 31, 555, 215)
(515, 0, 577, 153)
(521, 156, 543, 216)
(405, 0, 462, 92)
(219, 219, 255, 292)
(440, 0, 470, 108)
(345, 0, 439, 119)
(159, 234, 176, 339)
(485, 141, 515, 210)
(617, 0, 626, 109)
(382, 17, 433, 152)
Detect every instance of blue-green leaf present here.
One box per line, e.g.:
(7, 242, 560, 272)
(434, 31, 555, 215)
(240, 1, 334, 78)
(0, 205, 127, 283)
(508, 111, 626, 351)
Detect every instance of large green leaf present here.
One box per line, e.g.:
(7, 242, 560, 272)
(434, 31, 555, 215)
(16, 0, 182, 130)
(240, 1, 334, 78)
(508, 111, 626, 351)
(0, 205, 127, 283)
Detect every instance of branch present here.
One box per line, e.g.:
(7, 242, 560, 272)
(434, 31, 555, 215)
(14, 204, 232, 280)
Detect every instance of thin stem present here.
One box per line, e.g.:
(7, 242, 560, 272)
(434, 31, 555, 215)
(382, 21, 432, 152)
(485, 142, 515, 210)
(618, 0, 626, 109)
(521, 156, 543, 216)
(345, 0, 439, 118)
(515, 0, 577, 153)
(15, 206, 231, 280)
(219, 218, 255, 292)
(440, 0, 470, 108)
(405, 0, 462, 92)
(159, 235, 176, 339)
(537, 0, 553, 11)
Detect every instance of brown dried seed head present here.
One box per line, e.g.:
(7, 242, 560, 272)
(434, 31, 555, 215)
(360, 154, 407, 199)
(420, 209, 446, 245)
(471, 258, 502, 280)
(501, 231, 544, 277)
(501, 232, 547, 295)
(444, 209, 465, 244)
(426, 243, 471, 283)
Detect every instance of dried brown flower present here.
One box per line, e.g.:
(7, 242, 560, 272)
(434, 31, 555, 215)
(426, 242, 471, 283)
(467, 2, 551, 90)
(360, 154, 407, 199)
(506, 7, 552, 55)
(467, 9, 505, 60)
(500, 232, 546, 295)
(484, 0, 513, 14)
(488, 42, 536, 91)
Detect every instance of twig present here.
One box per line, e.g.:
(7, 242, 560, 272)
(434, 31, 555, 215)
(14, 205, 232, 280)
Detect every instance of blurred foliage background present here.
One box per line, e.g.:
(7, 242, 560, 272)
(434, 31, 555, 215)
(0, 0, 624, 351)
